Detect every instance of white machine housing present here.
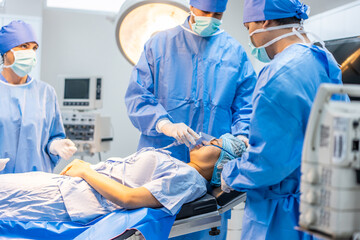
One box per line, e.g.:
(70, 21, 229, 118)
(299, 84, 360, 239)
(62, 111, 112, 155)
(58, 75, 103, 110)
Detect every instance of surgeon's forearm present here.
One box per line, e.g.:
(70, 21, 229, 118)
(81, 169, 162, 209)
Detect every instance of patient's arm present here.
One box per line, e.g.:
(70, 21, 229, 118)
(60, 159, 162, 209)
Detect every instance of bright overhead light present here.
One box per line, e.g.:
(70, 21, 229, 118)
(46, 0, 125, 13)
(115, 0, 189, 65)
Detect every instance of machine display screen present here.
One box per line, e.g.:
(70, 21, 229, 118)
(324, 36, 360, 101)
(64, 78, 90, 99)
(325, 36, 360, 85)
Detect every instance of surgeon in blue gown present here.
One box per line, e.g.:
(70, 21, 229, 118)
(125, 0, 256, 239)
(125, 0, 256, 167)
(221, 0, 349, 239)
(0, 20, 77, 173)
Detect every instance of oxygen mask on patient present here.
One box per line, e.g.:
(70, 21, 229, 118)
(161, 132, 216, 151)
(189, 132, 216, 150)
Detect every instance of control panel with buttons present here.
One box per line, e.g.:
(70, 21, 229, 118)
(62, 111, 112, 155)
(299, 85, 360, 239)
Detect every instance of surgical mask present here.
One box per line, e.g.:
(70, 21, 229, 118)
(3, 49, 37, 77)
(249, 24, 304, 63)
(190, 11, 222, 37)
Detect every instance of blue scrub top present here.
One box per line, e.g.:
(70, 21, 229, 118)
(0, 75, 65, 173)
(125, 17, 257, 163)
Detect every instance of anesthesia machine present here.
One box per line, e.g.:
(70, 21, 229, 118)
(300, 84, 360, 240)
(58, 75, 113, 156)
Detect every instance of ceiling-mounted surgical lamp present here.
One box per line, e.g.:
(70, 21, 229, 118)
(115, 0, 189, 65)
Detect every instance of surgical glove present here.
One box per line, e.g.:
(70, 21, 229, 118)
(237, 135, 249, 148)
(221, 175, 234, 193)
(49, 139, 77, 160)
(160, 122, 200, 147)
(0, 158, 10, 171)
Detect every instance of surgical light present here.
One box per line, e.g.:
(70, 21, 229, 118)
(115, 0, 189, 65)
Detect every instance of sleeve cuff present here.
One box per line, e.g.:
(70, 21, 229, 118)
(156, 118, 171, 133)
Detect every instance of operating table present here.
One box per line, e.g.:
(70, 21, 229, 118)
(114, 188, 247, 239)
(0, 188, 246, 240)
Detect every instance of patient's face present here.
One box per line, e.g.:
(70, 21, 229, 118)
(190, 139, 222, 159)
(189, 139, 223, 180)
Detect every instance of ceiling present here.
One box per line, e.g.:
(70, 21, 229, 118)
(303, 0, 358, 15)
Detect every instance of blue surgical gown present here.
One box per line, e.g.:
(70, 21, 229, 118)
(0, 75, 65, 173)
(222, 43, 349, 240)
(125, 17, 257, 163)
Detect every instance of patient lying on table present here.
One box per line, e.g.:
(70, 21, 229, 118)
(0, 134, 245, 224)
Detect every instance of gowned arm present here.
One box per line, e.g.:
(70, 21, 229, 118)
(223, 93, 304, 190)
(125, 45, 171, 136)
(46, 93, 66, 162)
(231, 51, 257, 137)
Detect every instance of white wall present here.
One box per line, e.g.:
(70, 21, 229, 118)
(40, 9, 139, 170)
(304, 0, 360, 41)
(0, 0, 42, 16)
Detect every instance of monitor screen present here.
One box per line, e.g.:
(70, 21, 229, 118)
(325, 36, 360, 85)
(64, 78, 90, 99)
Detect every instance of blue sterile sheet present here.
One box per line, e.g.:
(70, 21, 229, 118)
(0, 208, 176, 240)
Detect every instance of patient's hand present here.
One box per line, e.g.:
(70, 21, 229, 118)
(60, 159, 92, 178)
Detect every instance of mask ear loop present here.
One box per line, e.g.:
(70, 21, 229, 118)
(249, 23, 301, 37)
(260, 31, 298, 48)
(305, 31, 326, 48)
(292, 27, 306, 44)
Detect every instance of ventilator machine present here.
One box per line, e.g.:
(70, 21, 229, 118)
(58, 75, 113, 156)
(299, 84, 360, 239)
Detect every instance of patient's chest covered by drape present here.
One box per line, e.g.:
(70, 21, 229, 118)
(58, 149, 207, 223)
(0, 149, 206, 224)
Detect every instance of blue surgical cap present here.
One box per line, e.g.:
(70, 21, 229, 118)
(190, 0, 228, 12)
(243, 0, 309, 23)
(0, 20, 38, 54)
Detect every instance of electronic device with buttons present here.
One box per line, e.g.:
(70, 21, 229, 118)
(299, 84, 360, 240)
(62, 112, 112, 155)
(58, 75, 103, 110)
